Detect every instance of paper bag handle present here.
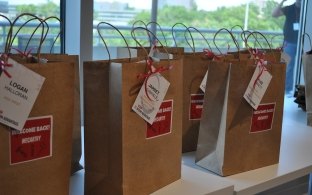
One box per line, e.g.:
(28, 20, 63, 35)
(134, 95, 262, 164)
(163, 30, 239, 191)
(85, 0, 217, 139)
(23, 19, 49, 57)
(185, 26, 212, 53)
(97, 21, 131, 61)
(246, 31, 279, 62)
(230, 25, 245, 43)
(147, 21, 168, 47)
(242, 30, 264, 49)
(213, 28, 240, 55)
(0, 14, 13, 54)
(40, 16, 62, 54)
(131, 26, 170, 62)
(171, 22, 189, 47)
(132, 20, 151, 47)
(302, 33, 312, 53)
(9, 13, 45, 58)
(270, 34, 284, 50)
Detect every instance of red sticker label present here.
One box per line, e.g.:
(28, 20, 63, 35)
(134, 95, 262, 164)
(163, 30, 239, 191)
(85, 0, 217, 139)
(189, 94, 204, 120)
(146, 100, 173, 139)
(10, 116, 53, 165)
(250, 103, 275, 133)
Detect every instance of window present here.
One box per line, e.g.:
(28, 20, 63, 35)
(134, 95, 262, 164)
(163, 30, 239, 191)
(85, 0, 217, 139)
(0, 0, 61, 54)
(93, 0, 152, 60)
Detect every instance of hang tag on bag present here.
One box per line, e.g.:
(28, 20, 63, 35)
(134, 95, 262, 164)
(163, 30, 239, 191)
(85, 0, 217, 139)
(132, 72, 170, 124)
(0, 58, 45, 131)
(244, 64, 272, 110)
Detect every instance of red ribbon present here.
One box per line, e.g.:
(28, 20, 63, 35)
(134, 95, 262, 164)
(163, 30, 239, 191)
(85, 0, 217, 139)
(137, 57, 172, 101)
(11, 47, 34, 58)
(250, 48, 266, 65)
(203, 48, 221, 60)
(0, 54, 13, 78)
(249, 48, 267, 89)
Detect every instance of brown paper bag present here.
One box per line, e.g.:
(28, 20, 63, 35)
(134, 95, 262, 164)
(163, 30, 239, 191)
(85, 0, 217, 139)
(0, 60, 75, 194)
(302, 52, 312, 126)
(83, 57, 141, 194)
(182, 53, 210, 152)
(84, 57, 183, 195)
(195, 59, 286, 176)
(10, 53, 83, 174)
(41, 54, 82, 173)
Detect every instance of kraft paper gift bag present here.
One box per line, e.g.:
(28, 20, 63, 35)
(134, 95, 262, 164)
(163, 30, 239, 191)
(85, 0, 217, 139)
(83, 57, 142, 194)
(0, 59, 75, 195)
(180, 26, 218, 153)
(3, 14, 83, 174)
(302, 49, 312, 126)
(9, 53, 83, 174)
(181, 52, 210, 153)
(84, 56, 183, 195)
(83, 22, 146, 195)
(39, 54, 83, 173)
(195, 59, 286, 176)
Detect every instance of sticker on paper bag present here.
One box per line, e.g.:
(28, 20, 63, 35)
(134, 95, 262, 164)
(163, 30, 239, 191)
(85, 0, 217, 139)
(189, 94, 204, 120)
(132, 73, 170, 124)
(244, 65, 272, 110)
(250, 103, 275, 133)
(146, 100, 173, 139)
(10, 116, 53, 165)
(0, 58, 45, 131)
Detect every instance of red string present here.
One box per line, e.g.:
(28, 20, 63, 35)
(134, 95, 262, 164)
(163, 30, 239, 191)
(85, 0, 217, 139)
(249, 48, 267, 89)
(203, 48, 221, 60)
(11, 47, 34, 58)
(137, 57, 172, 101)
(0, 54, 13, 78)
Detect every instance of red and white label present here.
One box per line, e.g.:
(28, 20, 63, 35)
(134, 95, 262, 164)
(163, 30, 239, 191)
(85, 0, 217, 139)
(250, 103, 275, 133)
(189, 94, 204, 120)
(10, 115, 53, 165)
(146, 100, 173, 139)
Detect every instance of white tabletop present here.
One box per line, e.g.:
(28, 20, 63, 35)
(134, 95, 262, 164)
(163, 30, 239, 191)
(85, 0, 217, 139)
(151, 165, 233, 195)
(226, 97, 312, 195)
(70, 96, 312, 195)
(179, 97, 312, 195)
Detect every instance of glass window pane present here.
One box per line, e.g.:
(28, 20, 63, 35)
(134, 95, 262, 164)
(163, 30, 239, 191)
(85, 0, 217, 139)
(0, 0, 61, 54)
(93, 0, 152, 60)
(155, 0, 288, 52)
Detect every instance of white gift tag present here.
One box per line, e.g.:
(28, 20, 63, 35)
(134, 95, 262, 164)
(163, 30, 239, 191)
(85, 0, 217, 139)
(200, 70, 208, 92)
(132, 72, 170, 124)
(244, 65, 272, 110)
(0, 58, 45, 131)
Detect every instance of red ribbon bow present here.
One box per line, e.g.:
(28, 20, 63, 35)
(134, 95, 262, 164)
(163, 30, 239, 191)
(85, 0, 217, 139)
(250, 48, 266, 66)
(203, 48, 221, 60)
(0, 54, 13, 78)
(137, 57, 172, 101)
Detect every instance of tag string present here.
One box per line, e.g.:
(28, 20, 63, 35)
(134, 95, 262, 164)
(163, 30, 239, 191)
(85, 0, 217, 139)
(137, 57, 172, 101)
(0, 54, 13, 78)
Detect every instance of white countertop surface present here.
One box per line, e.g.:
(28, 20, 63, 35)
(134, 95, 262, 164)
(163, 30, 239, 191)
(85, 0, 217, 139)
(70, 96, 312, 195)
